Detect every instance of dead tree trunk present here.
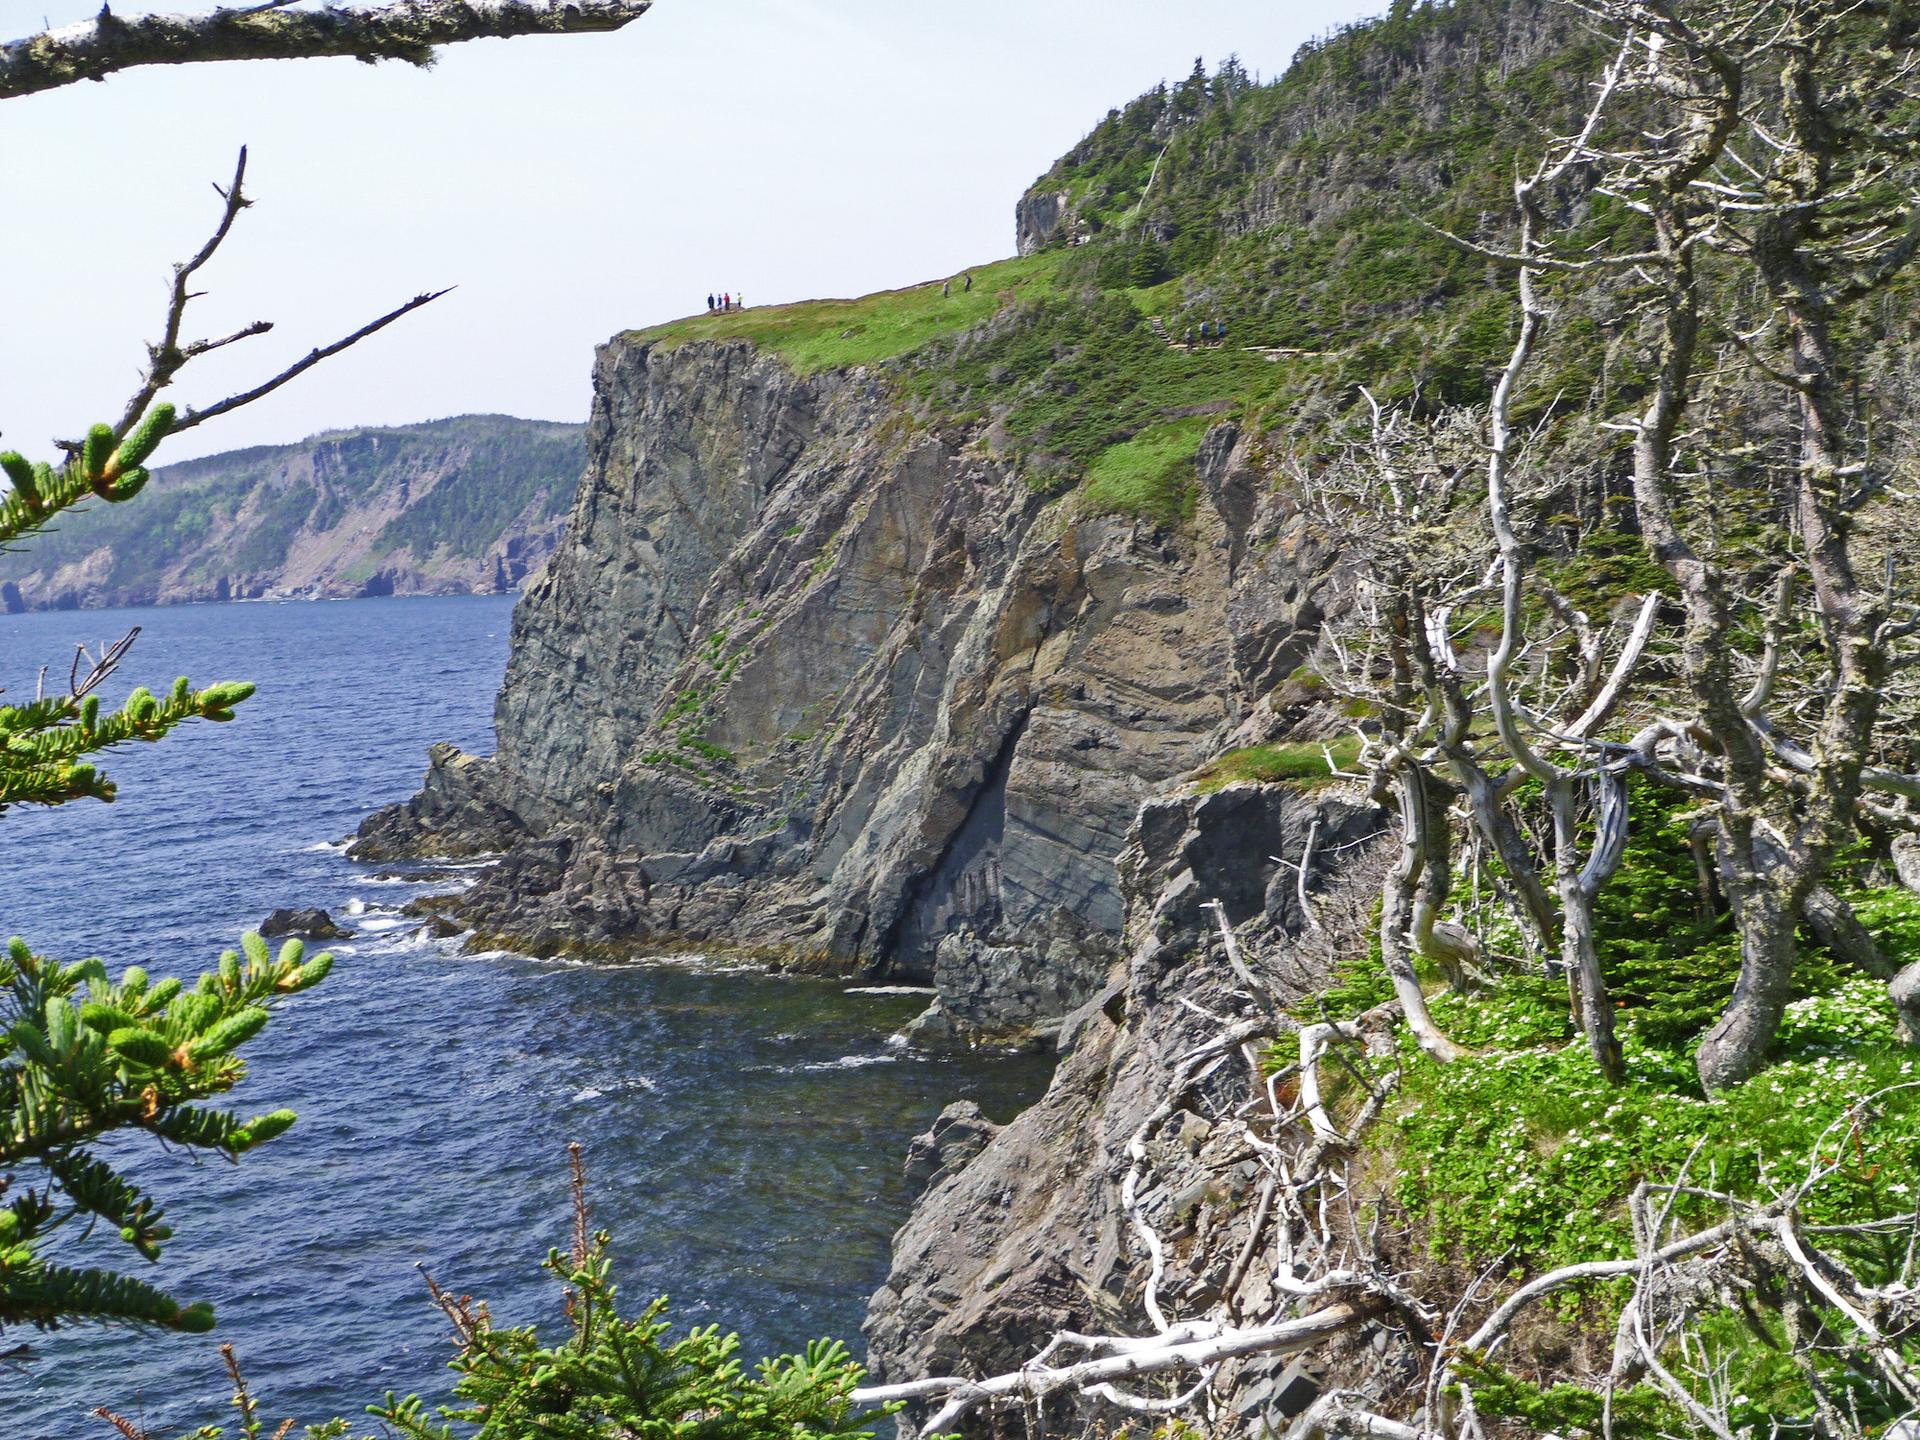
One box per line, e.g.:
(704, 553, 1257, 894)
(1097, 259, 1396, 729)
(1381, 763, 1468, 1063)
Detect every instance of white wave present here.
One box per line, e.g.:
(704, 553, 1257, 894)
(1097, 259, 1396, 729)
(465, 947, 556, 965)
(573, 1076, 658, 1102)
(844, 985, 937, 996)
(365, 930, 444, 956)
(796, 1053, 900, 1072)
(344, 898, 368, 916)
(357, 916, 411, 933)
(303, 840, 349, 853)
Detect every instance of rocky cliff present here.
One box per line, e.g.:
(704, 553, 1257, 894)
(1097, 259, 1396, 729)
(0, 414, 584, 612)
(866, 782, 1389, 1433)
(352, 7, 1593, 1420)
(355, 332, 1349, 1039)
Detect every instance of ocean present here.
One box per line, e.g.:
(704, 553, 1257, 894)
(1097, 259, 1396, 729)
(0, 595, 1047, 1438)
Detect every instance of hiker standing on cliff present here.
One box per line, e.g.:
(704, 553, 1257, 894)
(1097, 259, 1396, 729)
(706, 293, 715, 313)
(964, 273, 973, 292)
(942, 279, 951, 298)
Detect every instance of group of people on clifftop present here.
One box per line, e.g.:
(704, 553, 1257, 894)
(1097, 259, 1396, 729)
(1182, 319, 1229, 348)
(706, 292, 743, 313)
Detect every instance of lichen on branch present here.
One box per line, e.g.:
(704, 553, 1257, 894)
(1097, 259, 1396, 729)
(0, 0, 653, 101)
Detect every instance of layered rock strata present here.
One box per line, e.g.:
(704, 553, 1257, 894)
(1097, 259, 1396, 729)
(362, 333, 1346, 1037)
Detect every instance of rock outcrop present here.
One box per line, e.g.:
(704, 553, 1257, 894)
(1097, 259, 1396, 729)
(1015, 187, 1073, 255)
(358, 333, 1348, 1035)
(863, 782, 1390, 1433)
(258, 907, 353, 940)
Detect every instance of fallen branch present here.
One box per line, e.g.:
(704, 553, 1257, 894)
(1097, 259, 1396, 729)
(851, 1301, 1386, 1435)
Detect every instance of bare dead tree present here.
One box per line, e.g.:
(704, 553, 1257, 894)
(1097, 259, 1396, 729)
(1313, 372, 1661, 1083)
(1281, 38, 1696, 1085)
(858, 966, 1920, 1438)
(1547, 0, 1920, 1090)
(1406, 0, 1920, 1091)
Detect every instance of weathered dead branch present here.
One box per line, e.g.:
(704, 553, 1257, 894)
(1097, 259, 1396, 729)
(0, 1, 653, 101)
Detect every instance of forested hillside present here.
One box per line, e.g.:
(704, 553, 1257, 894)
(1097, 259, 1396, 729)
(0, 413, 584, 612)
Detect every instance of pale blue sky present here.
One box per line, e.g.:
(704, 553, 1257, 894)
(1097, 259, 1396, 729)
(2, 1, 1382, 460)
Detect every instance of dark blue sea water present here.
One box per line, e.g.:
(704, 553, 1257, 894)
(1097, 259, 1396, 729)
(0, 596, 1047, 1440)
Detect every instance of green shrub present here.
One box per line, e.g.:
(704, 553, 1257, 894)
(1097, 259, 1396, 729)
(1391, 974, 1919, 1276)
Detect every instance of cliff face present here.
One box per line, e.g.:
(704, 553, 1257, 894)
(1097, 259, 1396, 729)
(0, 415, 584, 612)
(357, 334, 1346, 1037)
(865, 782, 1389, 1431)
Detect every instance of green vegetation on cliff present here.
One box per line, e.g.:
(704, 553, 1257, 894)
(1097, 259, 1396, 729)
(632, 0, 1619, 528)
(629, 253, 1068, 374)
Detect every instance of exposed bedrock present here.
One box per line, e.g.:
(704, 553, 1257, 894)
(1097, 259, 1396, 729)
(358, 333, 1347, 1034)
(863, 783, 1390, 1435)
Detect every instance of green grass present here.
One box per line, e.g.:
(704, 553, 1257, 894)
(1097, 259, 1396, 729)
(1078, 415, 1216, 524)
(1190, 736, 1361, 792)
(627, 253, 1070, 376)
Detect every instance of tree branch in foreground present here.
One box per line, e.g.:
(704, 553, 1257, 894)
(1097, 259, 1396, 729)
(0, 0, 653, 101)
(4, 147, 449, 552)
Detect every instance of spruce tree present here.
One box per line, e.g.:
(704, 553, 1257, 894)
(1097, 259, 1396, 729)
(0, 932, 331, 1333)
(0, 393, 336, 1335)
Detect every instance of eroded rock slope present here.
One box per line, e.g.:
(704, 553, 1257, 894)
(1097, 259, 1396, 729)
(865, 783, 1390, 1432)
(0, 414, 583, 611)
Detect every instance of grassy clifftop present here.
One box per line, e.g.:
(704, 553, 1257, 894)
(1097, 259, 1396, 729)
(628, 0, 1614, 524)
(627, 253, 1068, 374)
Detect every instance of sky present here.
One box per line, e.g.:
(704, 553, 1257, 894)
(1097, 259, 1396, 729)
(1, 0, 1384, 461)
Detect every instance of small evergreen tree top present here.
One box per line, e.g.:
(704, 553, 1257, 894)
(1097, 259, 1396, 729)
(356, 1148, 893, 1440)
(99, 1149, 895, 1440)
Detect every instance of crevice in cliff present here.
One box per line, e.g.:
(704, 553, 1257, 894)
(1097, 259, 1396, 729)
(888, 712, 1029, 973)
